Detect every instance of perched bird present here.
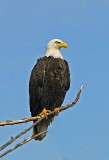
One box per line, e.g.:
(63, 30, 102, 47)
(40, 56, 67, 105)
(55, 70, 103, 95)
(29, 39, 70, 140)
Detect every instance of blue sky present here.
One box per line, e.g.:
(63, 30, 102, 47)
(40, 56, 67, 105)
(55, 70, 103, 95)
(0, 0, 109, 159)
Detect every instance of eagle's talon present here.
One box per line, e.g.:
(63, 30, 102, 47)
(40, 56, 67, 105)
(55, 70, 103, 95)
(39, 108, 51, 119)
(37, 116, 41, 119)
(54, 107, 61, 116)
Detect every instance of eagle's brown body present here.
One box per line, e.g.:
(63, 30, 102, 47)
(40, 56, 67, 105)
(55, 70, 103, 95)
(29, 56, 70, 140)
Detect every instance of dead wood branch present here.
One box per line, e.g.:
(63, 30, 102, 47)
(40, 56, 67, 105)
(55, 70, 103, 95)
(0, 116, 39, 126)
(0, 85, 83, 157)
(0, 131, 47, 158)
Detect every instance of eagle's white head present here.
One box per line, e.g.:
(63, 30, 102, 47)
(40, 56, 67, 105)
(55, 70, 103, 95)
(45, 39, 68, 59)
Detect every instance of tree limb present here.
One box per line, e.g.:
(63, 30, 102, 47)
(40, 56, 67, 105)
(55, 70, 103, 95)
(0, 131, 47, 158)
(0, 116, 39, 126)
(0, 85, 83, 157)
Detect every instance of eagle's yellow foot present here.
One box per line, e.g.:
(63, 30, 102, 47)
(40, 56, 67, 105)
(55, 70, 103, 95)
(54, 107, 61, 116)
(39, 108, 51, 119)
(36, 116, 41, 119)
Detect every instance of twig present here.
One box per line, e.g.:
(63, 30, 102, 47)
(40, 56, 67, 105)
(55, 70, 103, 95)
(0, 115, 48, 151)
(0, 85, 83, 154)
(0, 116, 39, 126)
(0, 131, 47, 158)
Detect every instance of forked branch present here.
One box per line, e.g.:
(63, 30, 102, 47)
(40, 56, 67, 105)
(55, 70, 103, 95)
(0, 131, 47, 158)
(0, 85, 84, 158)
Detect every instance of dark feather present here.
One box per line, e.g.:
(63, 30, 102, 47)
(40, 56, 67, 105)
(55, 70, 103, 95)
(29, 56, 70, 140)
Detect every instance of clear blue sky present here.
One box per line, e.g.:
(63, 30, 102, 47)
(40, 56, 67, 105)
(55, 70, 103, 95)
(0, 0, 109, 159)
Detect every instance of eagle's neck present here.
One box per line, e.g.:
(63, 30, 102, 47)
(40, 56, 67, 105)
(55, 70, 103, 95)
(45, 48, 63, 59)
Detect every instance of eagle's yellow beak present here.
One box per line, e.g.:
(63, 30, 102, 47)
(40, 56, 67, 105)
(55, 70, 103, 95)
(58, 42, 68, 48)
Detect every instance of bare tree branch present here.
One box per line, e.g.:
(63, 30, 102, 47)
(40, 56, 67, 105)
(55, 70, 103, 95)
(0, 131, 47, 158)
(0, 115, 48, 151)
(0, 116, 39, 126)
(0, 85, 83, 157)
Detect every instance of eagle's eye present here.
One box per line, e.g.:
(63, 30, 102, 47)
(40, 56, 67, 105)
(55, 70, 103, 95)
(55, 41, 61, 44)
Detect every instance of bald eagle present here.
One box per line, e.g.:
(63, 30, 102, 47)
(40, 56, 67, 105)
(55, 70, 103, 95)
(29, 39, 70, 140)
